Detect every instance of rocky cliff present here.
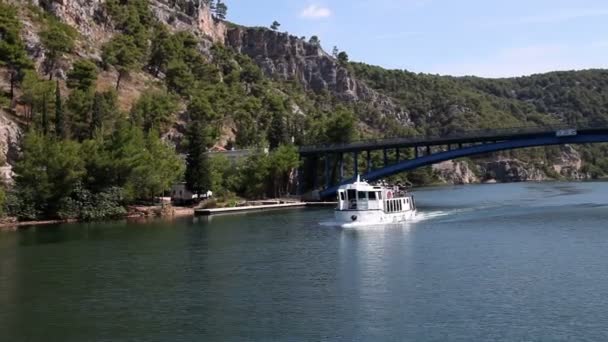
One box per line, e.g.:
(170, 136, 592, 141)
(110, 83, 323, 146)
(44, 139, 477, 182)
(225, 27, 411, 125)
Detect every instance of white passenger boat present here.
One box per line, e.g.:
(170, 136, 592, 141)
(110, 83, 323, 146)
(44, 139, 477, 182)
(335, 176, 416, 228)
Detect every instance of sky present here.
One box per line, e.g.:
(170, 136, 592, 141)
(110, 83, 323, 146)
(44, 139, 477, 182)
(228, 0, 608, 78)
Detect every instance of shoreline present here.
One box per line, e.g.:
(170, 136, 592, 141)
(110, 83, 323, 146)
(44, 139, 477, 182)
(3, 179, 606, 230)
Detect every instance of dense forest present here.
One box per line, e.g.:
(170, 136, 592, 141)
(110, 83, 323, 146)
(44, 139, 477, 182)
(1, 0, 607, 222)
(351, 64, 608, 179)
(0, 1, 357, 220)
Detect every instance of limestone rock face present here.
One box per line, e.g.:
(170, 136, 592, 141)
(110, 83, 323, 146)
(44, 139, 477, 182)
(0, 110, 23, 183)
(225, 27, 411, 126)
(433, 160, 479, 184)
(149, 0, 226, 43)
(480, 159, 546, 183)
(552, 145, 587, 179)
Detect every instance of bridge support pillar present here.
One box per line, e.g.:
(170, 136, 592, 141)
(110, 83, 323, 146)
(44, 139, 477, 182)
(383, 149, 388, 166)
(396, 148, 400, 162)
(426, 146, 431, 155)
(415, 147, 419, 158)
(459, 143, 463, 149)
(447, 144, 451, 151)
(353, 152, 359, 177)
(366, 151, 371, 173)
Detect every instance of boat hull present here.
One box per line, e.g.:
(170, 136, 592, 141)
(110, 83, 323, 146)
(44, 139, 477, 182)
(334, 209, 416, 228)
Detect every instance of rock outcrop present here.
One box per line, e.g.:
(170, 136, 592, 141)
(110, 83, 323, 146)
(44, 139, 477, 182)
(434, 160, 479, 184)
(225, 27, 411, 125)
(0, 110, 23, 183)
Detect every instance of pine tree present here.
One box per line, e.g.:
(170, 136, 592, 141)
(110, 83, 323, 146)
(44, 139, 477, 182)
(55, 81, 65, 139)
(332, 46, 339, 58)
(215, 1, 227, 19)
(90, 92, 102, 137)
(41, 93, 49, 135)
(337, 51, 349, 65)
(40, 20, 76, 80)
(270, 21, 280, 31)
(0, 3, 34, 99)
(185, 120, 211, 197)
(101, 34, 143, 90)
(268, 111, 289, 150)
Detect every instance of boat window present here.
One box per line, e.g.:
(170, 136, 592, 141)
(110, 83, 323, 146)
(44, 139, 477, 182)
(399, 201, 402, 211)
(339, 192, 345, 201)
(358, 191, 367, 200)
(378, 192, 382, 200)
(347, 189, 356, 201)
(368, 192, 376, 200)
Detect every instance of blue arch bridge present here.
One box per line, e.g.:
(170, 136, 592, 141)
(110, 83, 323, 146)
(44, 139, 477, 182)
(297, 125, 608, 199)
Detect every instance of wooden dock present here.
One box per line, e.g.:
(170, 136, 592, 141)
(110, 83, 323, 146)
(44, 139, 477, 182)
(195, 202, 336, 216)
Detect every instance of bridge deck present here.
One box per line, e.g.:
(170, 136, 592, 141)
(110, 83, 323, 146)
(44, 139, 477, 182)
(299, 125, 605, 155)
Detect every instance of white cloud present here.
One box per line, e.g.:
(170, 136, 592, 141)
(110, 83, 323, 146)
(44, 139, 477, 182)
(300, 4, 332, 19)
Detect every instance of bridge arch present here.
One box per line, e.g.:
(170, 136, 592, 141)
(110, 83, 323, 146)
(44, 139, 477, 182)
(319, 133, 608, 198)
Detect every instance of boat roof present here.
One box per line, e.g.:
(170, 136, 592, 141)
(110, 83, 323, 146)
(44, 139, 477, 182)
(338, 176, 383, 192)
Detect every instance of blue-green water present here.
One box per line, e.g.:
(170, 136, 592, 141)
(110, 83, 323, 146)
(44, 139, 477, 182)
(2, 182, 608, 341)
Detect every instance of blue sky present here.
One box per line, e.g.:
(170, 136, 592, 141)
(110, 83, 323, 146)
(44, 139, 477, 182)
(228, 0, 608, 78)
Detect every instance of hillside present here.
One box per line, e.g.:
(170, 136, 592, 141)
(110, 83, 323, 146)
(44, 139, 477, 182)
(1, 0, 608, 219)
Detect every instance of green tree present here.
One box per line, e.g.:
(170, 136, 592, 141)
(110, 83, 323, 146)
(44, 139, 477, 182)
(269, 145, 300, 197)
(215, 1, 228, 19)
(188, 92, 221, 141)
(91, 90, 120, 136)
(129, 131, 185, 200)
(105, 0, 154, 48)
(185, 120, 212, 197)
(55, 81, 65, 139)
(40, 20, 76, 79)
(165, 59, 196, 96)
(337, 51, 349, 65)
(12, 131, 85, 219)
(148, 25, 177, 76)
(102, 34, 144, 90)
(41, 92, 49, 135)
(0, 3, 34, 98)
(209, 154, 232, 196)
(66, 89, 94, 140)
(270, 21, 280, 30)
(237, 150, 270, 199)
(268, 111, 289, 149)
(20, 70, 54, 123)
(309, 36, 320, 45)
(332, 46, 339, 58)
(130, 88, 179, 133)
(324, 107, 356, 143)
(67, 59, 98, 91)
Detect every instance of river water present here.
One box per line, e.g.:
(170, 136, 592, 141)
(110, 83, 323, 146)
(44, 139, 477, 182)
(2, 182, 608, 341)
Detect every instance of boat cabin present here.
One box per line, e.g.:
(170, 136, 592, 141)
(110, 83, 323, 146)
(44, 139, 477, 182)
(336, 177, 414, 213)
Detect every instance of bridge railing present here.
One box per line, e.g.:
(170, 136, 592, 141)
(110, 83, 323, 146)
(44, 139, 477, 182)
(299, 124, 592, 153)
